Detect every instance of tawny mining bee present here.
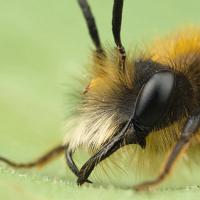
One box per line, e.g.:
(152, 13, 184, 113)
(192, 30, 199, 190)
(0, 0, 200, 191)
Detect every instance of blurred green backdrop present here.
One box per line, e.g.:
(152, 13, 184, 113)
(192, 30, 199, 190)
(1, 0, 200, 200)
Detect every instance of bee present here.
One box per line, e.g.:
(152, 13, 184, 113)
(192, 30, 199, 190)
(0, 0, 200, 191)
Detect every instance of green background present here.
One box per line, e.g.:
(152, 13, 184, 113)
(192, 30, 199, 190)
(0, 0, 200, 199)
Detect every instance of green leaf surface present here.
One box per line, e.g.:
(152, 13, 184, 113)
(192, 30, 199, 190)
(1, 0, 200, 199)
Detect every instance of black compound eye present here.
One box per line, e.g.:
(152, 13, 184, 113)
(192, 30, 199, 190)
(133, 71, 175, 129)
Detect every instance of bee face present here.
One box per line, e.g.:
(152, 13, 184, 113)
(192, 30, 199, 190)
(70, 56, 194, 151)
(70, 1, 200, 188)
(1, 0, 200, 192)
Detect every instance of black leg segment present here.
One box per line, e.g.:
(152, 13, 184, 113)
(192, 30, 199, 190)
(65, 148, 92, 183)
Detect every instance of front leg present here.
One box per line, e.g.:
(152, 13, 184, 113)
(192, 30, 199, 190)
(133, 109, 200, 191)
(65, 147, 92, 183)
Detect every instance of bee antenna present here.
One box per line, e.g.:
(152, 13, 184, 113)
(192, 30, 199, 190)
(112, 0, 126, 71)
(78, 0, 104, 54)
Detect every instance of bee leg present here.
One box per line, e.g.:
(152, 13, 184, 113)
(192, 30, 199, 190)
(133, 109, 200, 192)
(0, 145, 65, 169)
(65, 148, 92, 183)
